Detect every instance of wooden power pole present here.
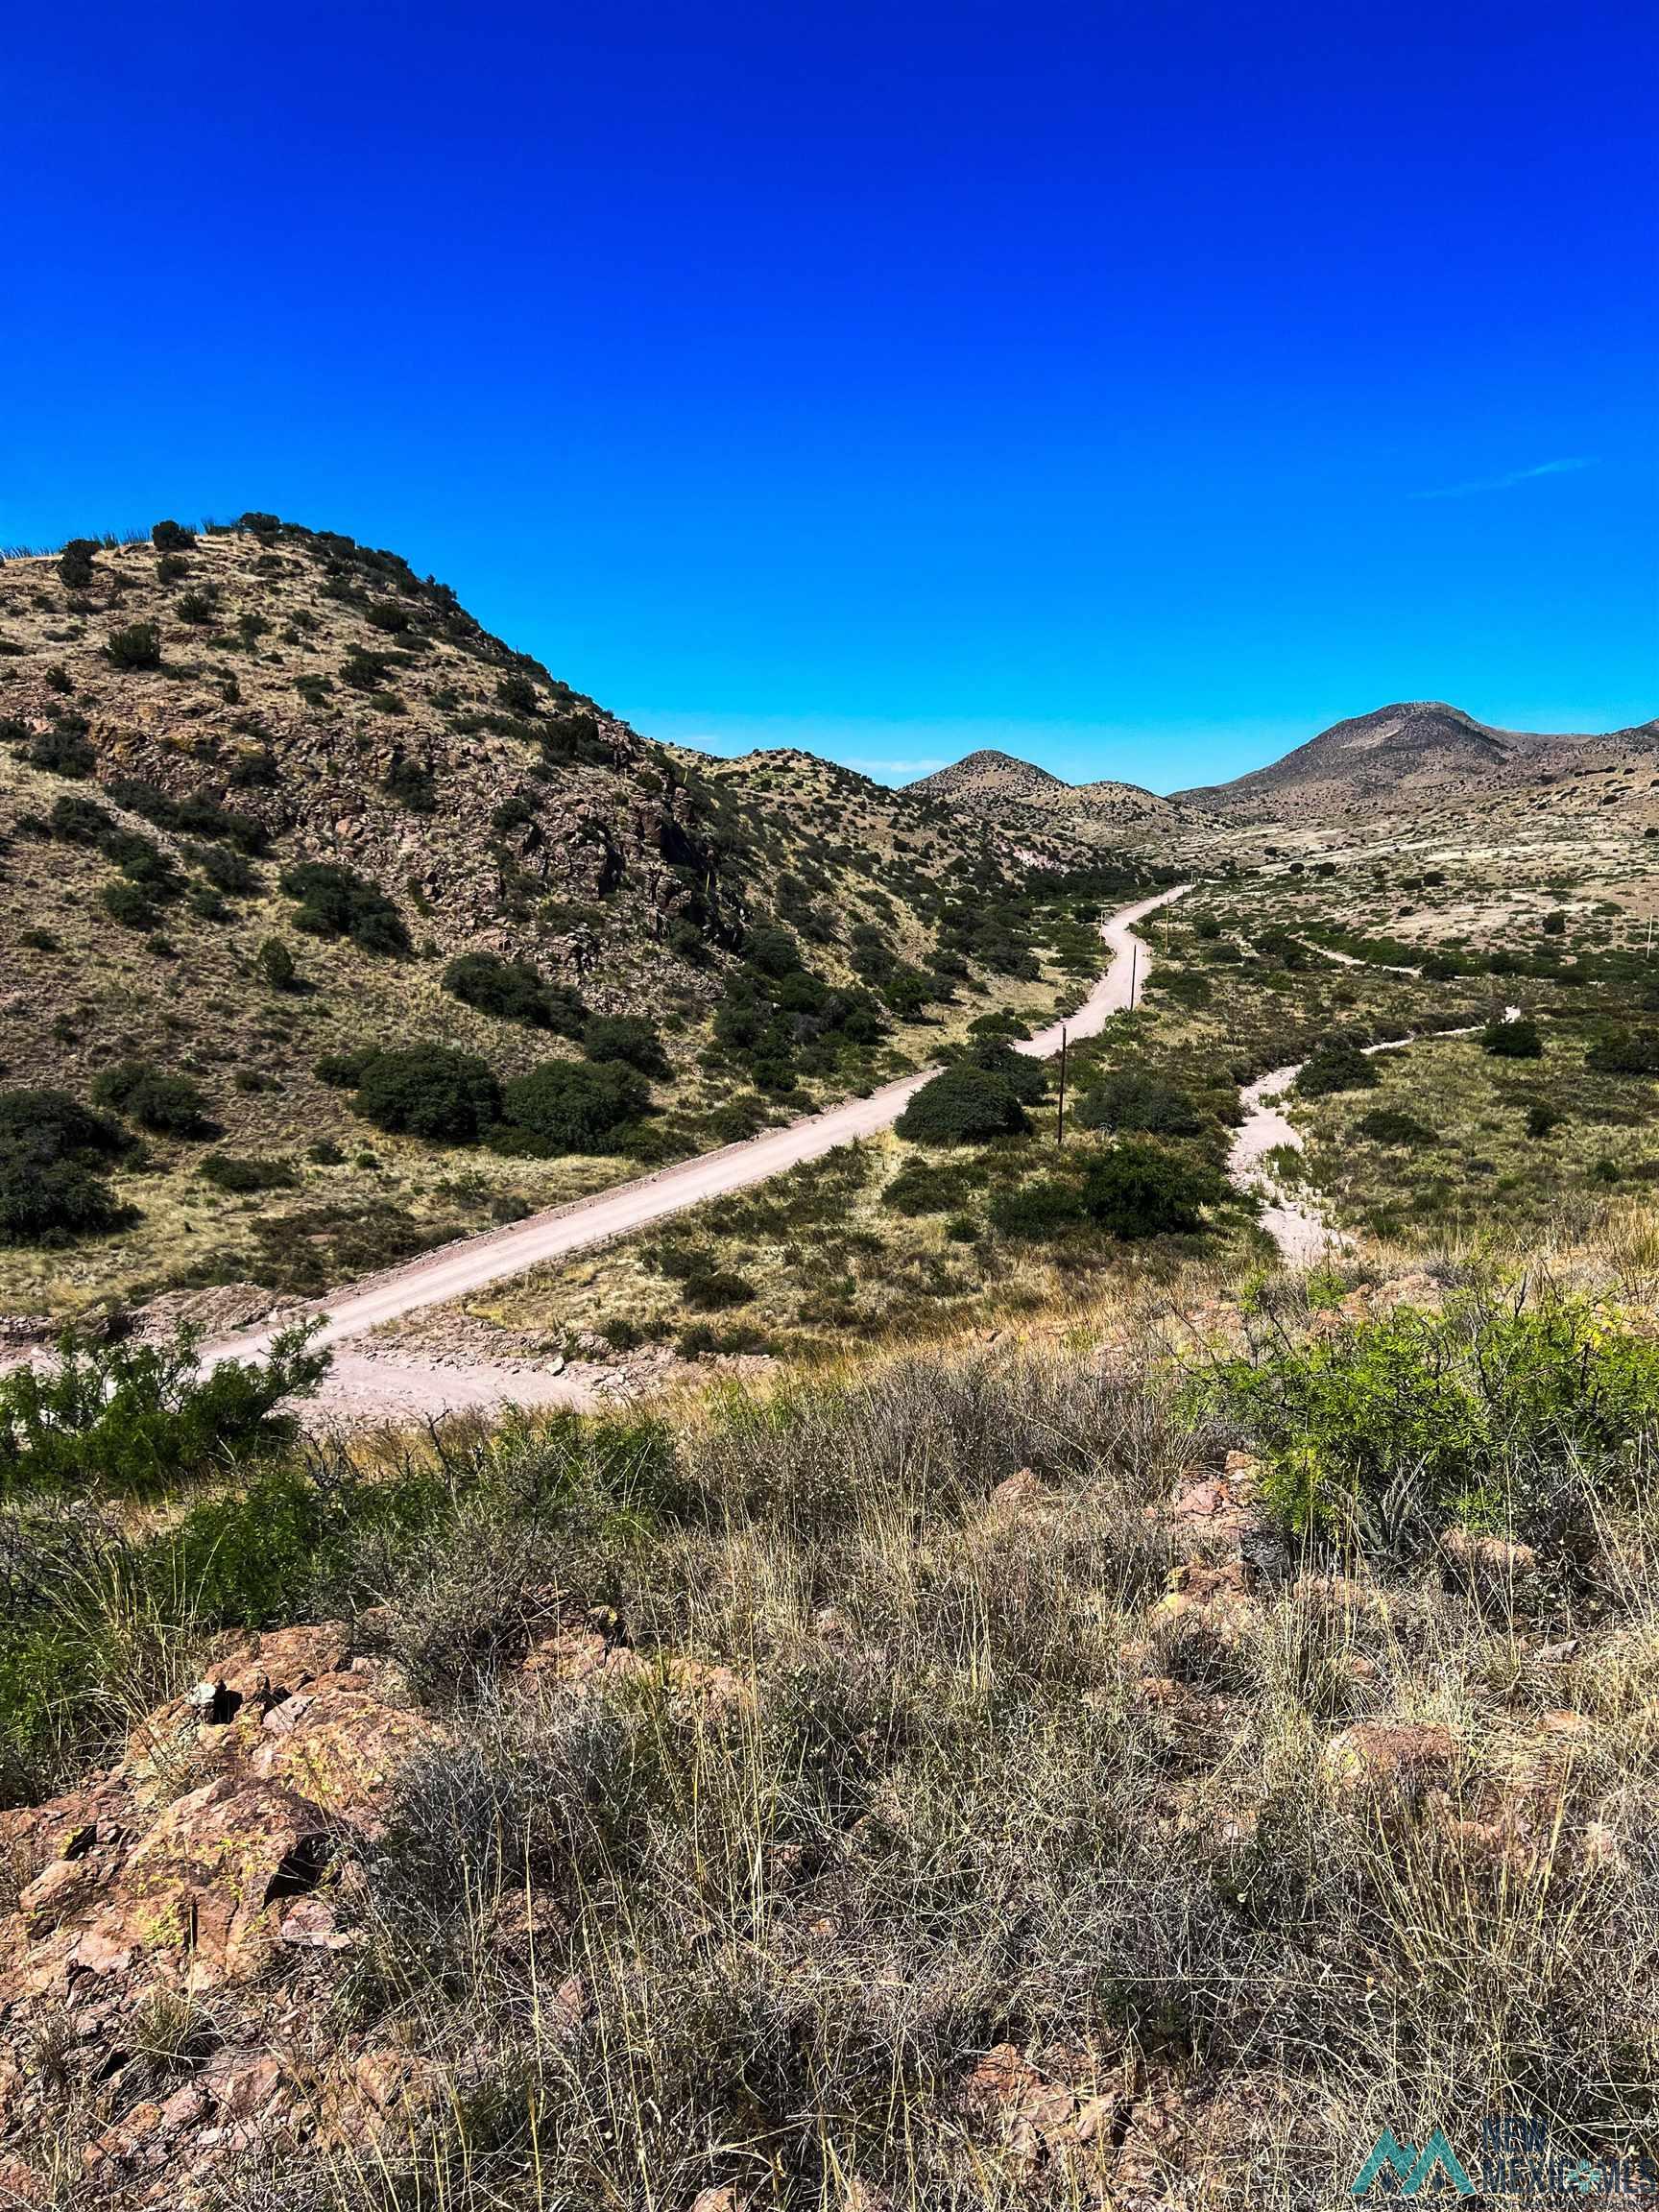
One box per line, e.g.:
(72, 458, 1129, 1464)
(1055, 1025, 1069, 1145)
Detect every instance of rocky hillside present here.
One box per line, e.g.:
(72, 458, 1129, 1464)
(908, 749, 1189, 847)
(1177, 700, 1659, 825)
(0, 518, 1135, 1321)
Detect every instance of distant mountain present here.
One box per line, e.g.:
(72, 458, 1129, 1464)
(907, 748, 1188, 848)
(1177, 701, 1659, 822)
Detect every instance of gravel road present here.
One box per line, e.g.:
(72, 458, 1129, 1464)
(201, 885, 1190, 1382)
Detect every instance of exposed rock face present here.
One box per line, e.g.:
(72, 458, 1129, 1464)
(0, 1623, 435, 2204)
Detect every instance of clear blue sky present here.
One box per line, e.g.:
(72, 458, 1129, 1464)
(6, 1, 1654, 790)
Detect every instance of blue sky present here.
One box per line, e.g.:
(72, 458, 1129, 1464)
(5, 1, 1654, 791)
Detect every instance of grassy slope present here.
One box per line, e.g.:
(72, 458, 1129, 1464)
(0, 522, 1120, 1318)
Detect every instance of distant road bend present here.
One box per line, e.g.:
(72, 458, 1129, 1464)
(204, 885, 1190, 1370)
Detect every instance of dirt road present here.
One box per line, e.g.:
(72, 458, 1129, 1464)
(203, 885, 1189, 1378)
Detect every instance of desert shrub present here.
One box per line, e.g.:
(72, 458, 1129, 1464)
(99, 879, 159, 929)
(1526, 1102, 1566, 1139)
(1207, 1287, 1659, 1560)
(583, 1015, 670, 1080)
(0, 1090, 130, 1246)
(91, 1061, 210, 1138)
(101, 828, 180, 896)
(895, 1066, 1028, 1144)
(353, 1047, 502, 1144)
(176, 588, 218, 626)
(968, 1011, 1030, 1040)
(198, 1154, 298, 1193)
(315, 1049, 375, 1089)
(383, 756, 437, 811)
(58, 539, 99, 588)
(496, 671, 540, 715)
(28, 723, 96, 779)
(681, 1267, 758, 1312)
(150, 519, 195, 551)
(45, 792, 111, 844)
(883, 1158, 974, 1215)
(281, 862, 410, 955)
(501, 1061, 649, 1154)
(745, 925, 804, 980)
(1075, 1068, 1201, 1135)
(0, 1322, 325, 1501)
(256, 938, 297, 989)
(1295, 1039, 1378, 1096)
(1193, 914, 1221, 939)
(955, 1037, 1046, 1105)
(1355, 1108, 1437, 1149)
(443, 951, 586, 1034)
(367, 600, 412, 634)
(104, 621, 162, 671)
(1585, 1028, 1659, 1077)
(341, 648, 394, 692)
(1483, 1015, 1543, 1058)
(1079, 1139, 1220, 1238)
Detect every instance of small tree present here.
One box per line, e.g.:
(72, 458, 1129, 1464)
(583, 1014, 670, 1079)
(496, 671, 540, 716)
(150, 519, 196, 552)
(1075, 1068, 1201, 1134)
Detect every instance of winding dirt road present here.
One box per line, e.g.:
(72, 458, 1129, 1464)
(204, 885, 1190, 1382)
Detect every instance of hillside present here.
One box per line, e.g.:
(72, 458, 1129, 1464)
(1177, 699, 1659, 825)
(908, 748, 1189, 846)
(0, 519, 1135, 1320)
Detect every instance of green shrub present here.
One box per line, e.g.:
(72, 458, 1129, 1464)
(176, 588, 218, 626)
(1355, 1108, 1437, 1149)
(280, 862, 410, 955)
(100, 879, 160, 930)
(443, 951, 586, 1034)
(956, 1038, 1046, 1105)
(681, 1267, 758, 1312)
(315, 1048, 375, 1089)
(341, 647, 395, 692)
(895, 1066, 1028, 1144)
(1078, 1140, 1220, 1238)
(28, 723, 96, 779)
(1295, 1039, 1379, 1096)
(45, 792, 111, 843)
(583, 1015, 669, 1080)
(1075, 1068, 1201, 1135)
(0, 1323, 325, 1502)
(105, 621, 162, 671)
(1206, 1288, 1659, 1558)
(496, 671, 540, 715)
(1526, 1102, 1566, 1139)
(199, 1154, 298, 1193)
(1483, 1015, 1543, 1059)
(58, 539, 99, 589)
(256, 938, 297, 990)
(1585, 1028, 1659, 1077)
(353, 1047, 502, 1143)
(91, 1061, 211, 1138)
(0, 1090, 131, 1246)
(150, 519, 195, 551)
(501, 1060, 649, 1154)
(883, 1158, 974, 1215)
(383, 756, 437, 811)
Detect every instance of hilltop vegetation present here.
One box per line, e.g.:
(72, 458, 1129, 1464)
(0, 519, 1149, 1319)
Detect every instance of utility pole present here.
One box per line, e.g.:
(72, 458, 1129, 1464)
(1055, 1025, 1068, 1146)
(1128, 945, 1138, 1009)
